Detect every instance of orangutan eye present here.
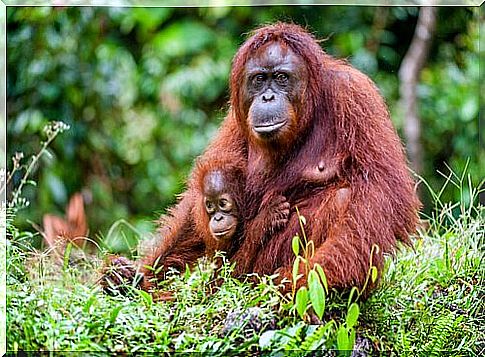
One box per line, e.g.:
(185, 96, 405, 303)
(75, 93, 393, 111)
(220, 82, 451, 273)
(219, 198, 233, 212)
(205, 200, 215, 213)
(253, 74, 266, 86)
(275, 72, 289, 86)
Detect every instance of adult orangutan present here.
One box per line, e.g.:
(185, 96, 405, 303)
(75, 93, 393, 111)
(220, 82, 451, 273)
(137, 22, 420, 294)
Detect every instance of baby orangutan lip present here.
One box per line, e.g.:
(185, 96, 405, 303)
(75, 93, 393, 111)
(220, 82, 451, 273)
(213, 228, 233, 240)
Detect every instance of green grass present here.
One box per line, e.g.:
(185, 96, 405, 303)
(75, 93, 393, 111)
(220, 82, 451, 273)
(362, 198, 484, 355)
(6, 179, 484, 354)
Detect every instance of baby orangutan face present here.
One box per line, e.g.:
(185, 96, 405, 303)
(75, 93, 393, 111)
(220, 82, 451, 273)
(203, 170, 239, 242)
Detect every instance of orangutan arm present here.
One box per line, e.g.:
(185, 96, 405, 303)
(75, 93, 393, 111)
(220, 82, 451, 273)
(232, 193, 290, 275)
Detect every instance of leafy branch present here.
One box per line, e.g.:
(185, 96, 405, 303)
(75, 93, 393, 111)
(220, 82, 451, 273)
(3, 121, 70, 209)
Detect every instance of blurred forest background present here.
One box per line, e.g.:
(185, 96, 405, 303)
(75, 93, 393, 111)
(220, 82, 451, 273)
(6, 7, 482, 250)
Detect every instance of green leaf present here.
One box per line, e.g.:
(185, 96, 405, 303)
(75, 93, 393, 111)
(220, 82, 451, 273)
(349, 328, 357, 349)
(109, 305, 123, 324)
(308, 270, 326, 320)
(292, 256, 302, 284)
(26, 180, 37, 187)
(307, 240, 315, 258)
(347, 286, 359, 307)
(308, 267, 316, 283)
(315, 264, 328, 293)
(153, 21, 214, 57)
(336, 325, 349, 351)
(346, 303, 360, 329)
(137, 289, 153, 309)
(371, 266, 378, 283)
(63, 242, 73, 272)
(295, 286, 308, 319)
(292, 235, 300, 257)
(184, 265, 191, 281)
(83, 292, 97, 314)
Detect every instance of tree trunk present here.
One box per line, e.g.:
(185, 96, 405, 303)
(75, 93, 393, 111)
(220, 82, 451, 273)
(398, 7, 438, 174)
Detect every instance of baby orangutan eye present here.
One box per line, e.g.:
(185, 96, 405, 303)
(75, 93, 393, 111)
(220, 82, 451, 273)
(219, 198, 233, 212)
(205, 200, 215, 213)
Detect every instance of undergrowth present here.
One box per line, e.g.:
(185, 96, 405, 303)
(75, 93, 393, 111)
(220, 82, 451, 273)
(5, 122, 484, 354)
(361, 170, 484, 356)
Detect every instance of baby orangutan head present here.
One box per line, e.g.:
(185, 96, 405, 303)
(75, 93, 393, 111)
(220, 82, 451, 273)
(202, 170, 239, 242)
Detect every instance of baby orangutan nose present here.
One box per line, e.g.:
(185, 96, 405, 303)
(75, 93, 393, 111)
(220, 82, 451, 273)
(318, 161, 325, 172)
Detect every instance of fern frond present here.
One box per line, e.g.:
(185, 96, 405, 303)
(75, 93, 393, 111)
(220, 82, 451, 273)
(300, 322, 335, 351)
(423, 312, 461, 355)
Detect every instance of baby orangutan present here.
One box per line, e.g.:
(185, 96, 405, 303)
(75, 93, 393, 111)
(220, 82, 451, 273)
(191, 153, 246, 260)
(101, 156, 293, 296)
(200, 169, 241, 256)
(99, 159, 245, 296)
(200, 165, 294, 279)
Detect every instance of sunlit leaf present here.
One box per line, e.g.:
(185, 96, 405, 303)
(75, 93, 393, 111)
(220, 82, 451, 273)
(349, 328, 357, 349)
(347, 286, 359, 307)
(295, 287, 308, 319)
(82, 292, 97, 314)
(292, 235, 300, 257)
(109, 305, 123, 324)
(337, 325, 349, 351)
(371, 266, 378, 283)
(308, 270, 325, 320)
(346, 303, 360, 329)
(292, 256, 302, 285)
(137, 289, 153, 309)
(315, 264, 328, 293)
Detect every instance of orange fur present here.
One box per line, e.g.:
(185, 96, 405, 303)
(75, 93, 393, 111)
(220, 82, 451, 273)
(192, 155, 246, 256)
(139, 23, 420, 296)
(231, 23, 420, 294)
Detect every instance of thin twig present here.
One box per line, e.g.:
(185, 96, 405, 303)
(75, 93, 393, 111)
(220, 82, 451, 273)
(10, 134, 57, 205)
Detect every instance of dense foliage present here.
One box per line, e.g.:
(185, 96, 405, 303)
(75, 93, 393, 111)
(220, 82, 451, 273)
(7, 7, 481, 243)
(7, 179, 484, 354)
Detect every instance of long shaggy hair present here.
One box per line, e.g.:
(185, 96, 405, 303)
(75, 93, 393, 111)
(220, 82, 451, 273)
(228, 23, 421, 291)
(138, 23, 420, 295)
